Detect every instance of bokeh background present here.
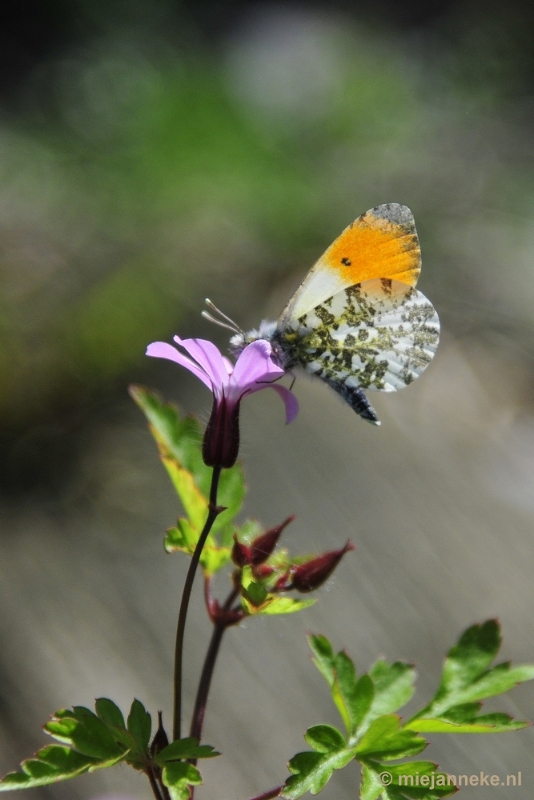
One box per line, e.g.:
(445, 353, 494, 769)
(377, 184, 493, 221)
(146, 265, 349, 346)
(1, 0, 534, 798)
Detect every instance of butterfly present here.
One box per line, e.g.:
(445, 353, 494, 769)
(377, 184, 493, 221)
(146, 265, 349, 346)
(204, 203, 440, 425)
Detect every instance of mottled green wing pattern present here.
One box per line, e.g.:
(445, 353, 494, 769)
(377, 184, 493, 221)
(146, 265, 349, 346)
(276, 278, 439, 420)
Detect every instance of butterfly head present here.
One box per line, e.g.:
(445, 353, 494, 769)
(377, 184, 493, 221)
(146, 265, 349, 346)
(229, 320, 277, 354)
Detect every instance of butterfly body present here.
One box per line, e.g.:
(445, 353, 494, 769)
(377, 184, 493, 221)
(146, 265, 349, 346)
(228, 203, 439, 425)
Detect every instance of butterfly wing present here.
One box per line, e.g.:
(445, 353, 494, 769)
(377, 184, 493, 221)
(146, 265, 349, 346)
(278, 203, 421, 327)
(276, 278, 439, 422)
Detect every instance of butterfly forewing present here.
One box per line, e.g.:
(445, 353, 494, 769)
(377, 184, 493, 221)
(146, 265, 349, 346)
(276, 278, 439, 395)
(278, 203, 421, 325)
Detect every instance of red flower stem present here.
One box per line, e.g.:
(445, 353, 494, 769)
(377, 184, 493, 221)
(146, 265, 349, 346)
(247, 786, 284, 800)
(147, 764, 166, 800)
(173, 465, 223, 741)
(190, 585, 240, 743)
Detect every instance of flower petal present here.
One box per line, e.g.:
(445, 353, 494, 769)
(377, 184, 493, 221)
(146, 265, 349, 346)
(267, 384, 300, 424)
(231, 340, 284, 387)
(174, 336, 230, 389)
(146, 342, 213, 390)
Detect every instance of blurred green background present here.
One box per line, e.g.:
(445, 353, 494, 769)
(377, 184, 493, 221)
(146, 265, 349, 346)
(2, 1, 534, 798)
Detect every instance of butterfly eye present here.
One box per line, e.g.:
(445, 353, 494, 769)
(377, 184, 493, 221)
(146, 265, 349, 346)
(341, 257, 351, 266)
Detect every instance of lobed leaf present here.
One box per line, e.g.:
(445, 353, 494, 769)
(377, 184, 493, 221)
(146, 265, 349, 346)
(127, 699, 151, 753)
(408, 621, 534, 730)
(156, 737, 219, 763)
(0, 745, 121, 791)
(362, 759, 458, 799)
(162, 761, 203, 800)
(304, 725, 346, 754)
(355, 715, 426, 761)
(282, 746, 355, 799)
(95, 698, 125, 729)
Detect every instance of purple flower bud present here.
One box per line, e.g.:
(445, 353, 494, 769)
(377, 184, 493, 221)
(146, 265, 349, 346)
(291, 541, 355, 593)
(203, 395, 241, 468)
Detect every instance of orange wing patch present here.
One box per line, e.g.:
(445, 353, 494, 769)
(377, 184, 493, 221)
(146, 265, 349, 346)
(325, 204, 420, 288)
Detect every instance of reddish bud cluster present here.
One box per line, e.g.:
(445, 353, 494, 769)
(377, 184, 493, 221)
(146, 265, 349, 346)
(231, 516, 295, 569)
(289, 541, 355, 593)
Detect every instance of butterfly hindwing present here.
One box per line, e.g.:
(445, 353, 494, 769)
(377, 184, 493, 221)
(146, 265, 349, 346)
(278, 203, 421, 325)
(276, 279, 439, 412)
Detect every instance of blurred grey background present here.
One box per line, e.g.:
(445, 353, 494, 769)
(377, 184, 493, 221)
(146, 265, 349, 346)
(1, 1, 534, 798)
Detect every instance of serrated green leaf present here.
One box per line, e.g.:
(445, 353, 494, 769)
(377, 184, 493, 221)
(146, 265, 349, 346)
(165, 519, 201, 553)
(127, 699, 151, 753)
(257, 596, 315, 615)
(162, 761, 202, 800)
(95, 698, 125, 729)
(308, 637, 374, 735)
(200, 544, 232, 575)
(355, 715, 426, 761)
(360, 763, 386, 800)
(409, 620, 534, 729)
(161, 454, 208, 531)
(367, 760, 458, 799)
(156, 737, 219, 762)
(305, 725, 346, 753)
(282, 745, 355, 799)
(46, 710, 126, 761)
(439, 621, 501, 695)
(242, 580, 269, 607)
(45, 716, 78, 743)
(309, 634, 336, 686)
(0, 745, 120, 791)
(368, 660, 416, 720)
(330, 651, 358, 733)
(405, 717, 528, 734)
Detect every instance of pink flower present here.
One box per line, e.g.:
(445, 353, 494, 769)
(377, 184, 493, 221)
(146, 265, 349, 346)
(146, 336, 298, 468)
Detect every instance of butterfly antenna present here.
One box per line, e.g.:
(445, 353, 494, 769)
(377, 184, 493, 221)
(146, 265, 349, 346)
(202, 298, 244, 336)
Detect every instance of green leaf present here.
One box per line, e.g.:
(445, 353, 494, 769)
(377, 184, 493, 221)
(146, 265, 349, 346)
(408, 620, 534, 730)
(127, 699, 151, 753)
(200, 544, 232, 575)
(162, 761, 202, 800)
(308, 635, 374, 735)
(253, 596, 315, 615)
(241, 579, 269, 608)
(130, 386, 245, 536)
(363, 759, 458, 798)
(160, 453, 209, 532)
(406, 716, 528, 734)
(45, 708, 126, 761)
(360, 763, 386, 800)
(282, 745, 355, 799)
(438, 621, 501, 695)
(367, 660, 416, 721)
(355, 715, 427, 761)
(305, 725, 346, 753)
(0, 745, 120, 791)
(95, 698, 125, 729)
(156, 737, 219, 763)
(309, 634, 336, 686)
(165, 519, 201, 553)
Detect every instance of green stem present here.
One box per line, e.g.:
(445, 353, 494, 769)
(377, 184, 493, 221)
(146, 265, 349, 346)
(173, 465, 223, 741)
